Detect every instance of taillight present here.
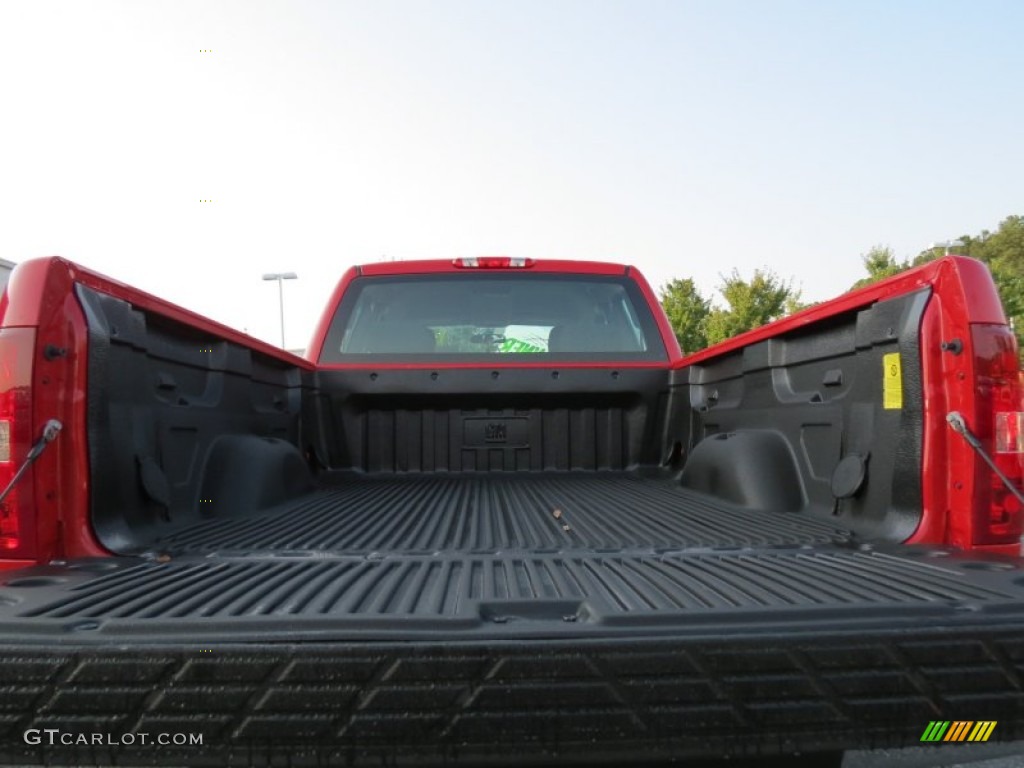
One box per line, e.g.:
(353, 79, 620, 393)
(970, 324, 1023, 546)
(0, 328, 35, 557)
(997, 411, 1023, 454)
(452, 257, 536, 269)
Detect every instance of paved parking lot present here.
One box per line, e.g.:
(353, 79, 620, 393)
(845, 742, 1024, 767)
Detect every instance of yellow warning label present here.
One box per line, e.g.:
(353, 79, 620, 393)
(883, 352, 902, 410)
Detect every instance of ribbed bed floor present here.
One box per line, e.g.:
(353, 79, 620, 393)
(152, 472, 853, 555)
(5, 473, 1021, 634)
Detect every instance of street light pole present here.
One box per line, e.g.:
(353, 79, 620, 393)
(262, 272, 297, 348)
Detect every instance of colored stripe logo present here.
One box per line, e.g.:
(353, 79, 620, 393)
(920, 721, 996, 742)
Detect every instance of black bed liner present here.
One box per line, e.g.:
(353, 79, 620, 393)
(149, 472, 853, 555)
(0, 474, 1021, 639)
(4, 539, 1024, 762)
(1, 622, 1023, 766)
(4, 471, 1024, 764)
(6, 545, 1019, 632)
(3, 548, 1024, 768)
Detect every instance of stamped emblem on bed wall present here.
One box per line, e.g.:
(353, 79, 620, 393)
(484, 423, 508, 442)
(463, 417, 528, 448)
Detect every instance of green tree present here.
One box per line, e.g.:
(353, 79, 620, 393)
(853, 216, 1023, 359)
(979, 217, 1024, 326)
(785, 296, 815, 315)
(705, 269, 800, 346)
(851, 246, 909, 290)
(980, 217, 1024, 355)
(983, 215, 1024, 268)
(659, 277, 710, 353)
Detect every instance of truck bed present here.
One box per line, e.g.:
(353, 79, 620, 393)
(2, 260, 1021, 766)
(4, 473, 1020, 638)
(3, 478, 1024, 765)
(151, 471, 852, 555)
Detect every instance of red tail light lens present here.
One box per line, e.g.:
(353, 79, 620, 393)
(0, 328, 35, 556)
(970, 324, 1023, 546)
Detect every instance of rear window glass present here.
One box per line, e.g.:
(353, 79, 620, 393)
(319, 273, 667, 363)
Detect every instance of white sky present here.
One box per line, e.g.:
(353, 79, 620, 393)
(1, 0, 1022, 350)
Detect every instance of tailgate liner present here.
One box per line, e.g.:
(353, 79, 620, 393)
(1, 630, 1023, 766)
(146, 471, 853, 555)
(2, 547, 1021, 636)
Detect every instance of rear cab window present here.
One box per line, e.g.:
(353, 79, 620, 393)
(319, 273, 667, 363)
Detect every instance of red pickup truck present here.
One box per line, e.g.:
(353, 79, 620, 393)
(0, 254, 1021, 767)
